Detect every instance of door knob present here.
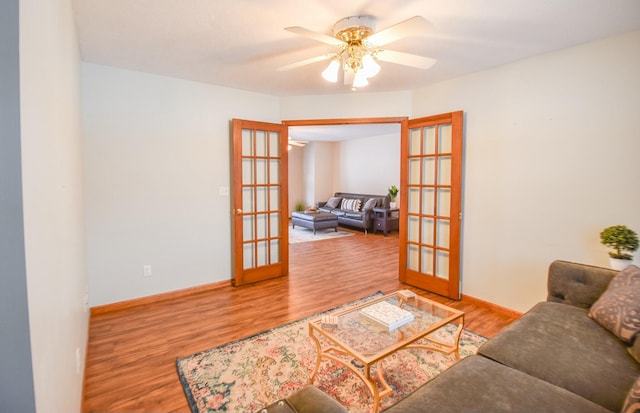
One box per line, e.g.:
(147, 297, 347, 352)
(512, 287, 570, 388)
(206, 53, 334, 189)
(234, 208, 243, 215)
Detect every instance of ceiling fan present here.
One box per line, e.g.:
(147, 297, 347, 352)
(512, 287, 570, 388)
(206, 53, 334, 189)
(288, 137, 308, 149)
(279, 15, 436, 89)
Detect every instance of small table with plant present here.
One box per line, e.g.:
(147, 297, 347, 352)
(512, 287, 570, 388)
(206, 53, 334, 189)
(372, 207, 399, 235)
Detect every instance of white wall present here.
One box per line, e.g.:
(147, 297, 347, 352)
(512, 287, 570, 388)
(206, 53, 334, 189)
(281, 90, 412, 120)
(19, 0, 88, 411)
(82, 64, 280, 306)
(335, 132, 400, 195)
(412, 30, 640, 312)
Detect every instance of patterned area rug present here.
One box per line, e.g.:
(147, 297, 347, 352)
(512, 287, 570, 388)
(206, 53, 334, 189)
(288, 225, 354, 244)
(176, 292, 487, 413)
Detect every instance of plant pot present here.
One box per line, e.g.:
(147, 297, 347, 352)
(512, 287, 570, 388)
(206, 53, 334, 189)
(390, 202, 397, 209)
(609, 257, 633, 271)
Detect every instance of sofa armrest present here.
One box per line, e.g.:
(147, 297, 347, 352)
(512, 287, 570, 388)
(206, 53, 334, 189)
(317, 201, 327, 208)
(546, 260, 617, 309)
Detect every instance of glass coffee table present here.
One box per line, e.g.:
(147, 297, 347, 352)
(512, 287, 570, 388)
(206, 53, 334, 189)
(308, 291, 465, 413)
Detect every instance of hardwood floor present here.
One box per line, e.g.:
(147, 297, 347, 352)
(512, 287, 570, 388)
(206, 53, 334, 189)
(82, 230, 519, 413)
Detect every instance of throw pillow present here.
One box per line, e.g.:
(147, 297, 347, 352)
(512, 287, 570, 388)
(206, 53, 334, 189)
(589, 265, 640, 344)
(622, 375, 640, 413)
(340, 198, 362, 212)
(363, 198, 378, 210)
(325, 197, 341, 208)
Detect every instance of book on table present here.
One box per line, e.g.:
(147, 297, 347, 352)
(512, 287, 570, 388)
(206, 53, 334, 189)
(359, 300, 414, 331)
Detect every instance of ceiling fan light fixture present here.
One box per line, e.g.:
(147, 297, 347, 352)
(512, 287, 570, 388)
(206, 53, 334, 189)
(352, 70, 369, 88)
(361, 53, 380, 78)
(321, 59, 340, 82)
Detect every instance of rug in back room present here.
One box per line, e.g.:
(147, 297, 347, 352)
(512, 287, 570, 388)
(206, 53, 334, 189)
(288, 225, 354, 244)
(176, 292, 487, 413)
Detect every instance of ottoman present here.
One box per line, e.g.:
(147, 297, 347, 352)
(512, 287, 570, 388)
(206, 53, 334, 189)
(291, 211, 338, 234)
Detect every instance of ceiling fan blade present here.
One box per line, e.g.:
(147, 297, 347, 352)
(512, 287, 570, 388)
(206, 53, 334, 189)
(367, 16, 433, 46)
(288, 140, 307, 147)
(376, 49, 436, 70)
(277, 53, 335, 71)
(285, 26, 346, 48)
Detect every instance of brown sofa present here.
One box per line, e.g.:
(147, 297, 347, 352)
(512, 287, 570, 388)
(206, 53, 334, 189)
(317, 192, 390, 233)
(260, 261, 640, 413)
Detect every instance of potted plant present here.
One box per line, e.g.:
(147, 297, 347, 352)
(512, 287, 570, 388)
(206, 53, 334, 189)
(388, 185, 399, 208)
(600, 225, 639, 270)
(295, 201, 305, 212)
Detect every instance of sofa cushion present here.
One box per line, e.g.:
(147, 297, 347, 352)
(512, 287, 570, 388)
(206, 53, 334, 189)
(258, 385, 346, 413)
(590, 265, 640, 344)
(340, 198, 361, 211)
(385, 355, 612, 413)
(325, 197, 342, 208)
(478, 301, 640, 412)
(622, 375, 640, 413)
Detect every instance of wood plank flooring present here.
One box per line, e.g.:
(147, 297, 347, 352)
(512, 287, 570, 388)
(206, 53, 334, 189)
(82, 229, 519, 413)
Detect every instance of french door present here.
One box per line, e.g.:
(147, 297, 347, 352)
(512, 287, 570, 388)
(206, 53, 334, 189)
(399, 111, 464, 299)
(230, 119, 288, 286)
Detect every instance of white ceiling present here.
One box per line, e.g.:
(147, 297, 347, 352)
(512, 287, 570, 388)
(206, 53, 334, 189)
(72, 0, 640, 97)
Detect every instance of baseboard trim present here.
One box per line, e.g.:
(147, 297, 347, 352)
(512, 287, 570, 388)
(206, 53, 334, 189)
(90, 280, 230, 316)
(462, 293, 523, 318)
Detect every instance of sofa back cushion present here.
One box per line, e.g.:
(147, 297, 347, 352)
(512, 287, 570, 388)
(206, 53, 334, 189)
(547, 260, 617, 309)
(589, 265, 640, 344)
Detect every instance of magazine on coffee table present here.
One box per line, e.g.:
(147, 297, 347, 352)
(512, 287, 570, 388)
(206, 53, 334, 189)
(359, 300, 414, 331)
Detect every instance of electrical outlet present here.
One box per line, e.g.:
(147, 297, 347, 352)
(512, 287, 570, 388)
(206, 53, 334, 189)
(143, 265, 152, 277)
(219, 186, 229, 196)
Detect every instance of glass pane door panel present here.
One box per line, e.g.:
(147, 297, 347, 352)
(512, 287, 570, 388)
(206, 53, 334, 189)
(407, 244, 419, 271)
(242, 188, 254, 212)
(242, 130, 253, 156)
(256, 187, 268, 212)
(269, 132, 280, 156)
(256, 214, 267, 239)
(422, 158, 435, 185)
(269, 187, 280, 210)
(256, 131, 267, 157)
(270, 239, 280, 263)
(436, 188, 451, 217)
(269, 160, 280, 183)
(269, 213, 280, 237)
(408, 159, 420, 184)
(243, 215, 254, 240)
(438, 124, 452, 153)
(421, 217, 434, 245)
(421, 247, 434, 275)
(421, 188, 434, 215)
(407, 216, 420, 243)
(423, 126, 436, 155)
(256, 159, 267, 184)
(436, 220, 450, 248)
(243, 243, 254, 269)
(436, 251, 450, 279)
(438, 157, 452, 185)
(409, 129, 421, 156)
(257, 241, 268, 266)
(408, 188, 420, 214)
(242, 159, 254, 184)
